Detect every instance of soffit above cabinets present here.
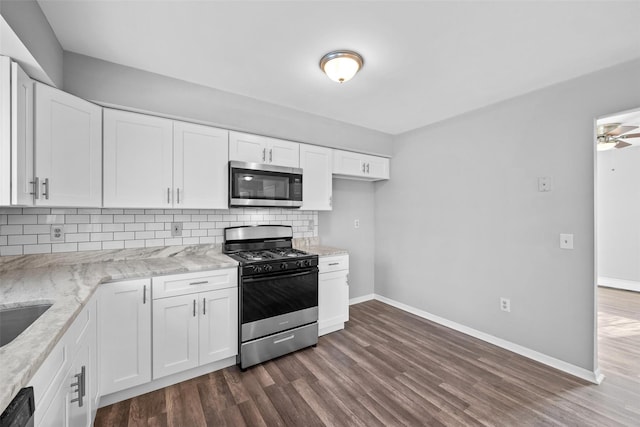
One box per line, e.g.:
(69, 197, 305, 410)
(37, 1, 640, 135)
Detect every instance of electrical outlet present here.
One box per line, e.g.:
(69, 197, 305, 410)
(50, 224, 65, 242)
(500, 297, 511, 312)
(354, 219, 360, 229)
(560, 233, 574, 249)
(538, 177, 552, 192)
(171, 222, 183, 237)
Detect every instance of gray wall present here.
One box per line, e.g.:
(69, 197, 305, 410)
(319, 179, 375, 299)
(63, 52, 393, 157)
(0, 0, 63, 87)
(375, 58, 640, 372)
(597, 146, 640, 284)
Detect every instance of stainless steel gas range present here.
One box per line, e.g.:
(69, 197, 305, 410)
(223, 225, 318, 370)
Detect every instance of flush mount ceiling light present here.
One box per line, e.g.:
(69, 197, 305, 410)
(319, 50, 364, 83)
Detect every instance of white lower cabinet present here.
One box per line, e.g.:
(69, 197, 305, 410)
(98, 279, 152, 396)
(30, 295, 97, 427)
(318, 255, 350, 336)
(152, 269, 238, 380)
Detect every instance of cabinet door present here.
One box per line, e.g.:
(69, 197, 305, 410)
(300, 144, 332, 210)
(67, 341, 91, 427)
(0, 57, 10, 205)
(98, 279, 151, 395)
(11, 61, 35, 205)
(363, 154, 390, 180)
(34, 83, 102, 206)
(318, 270, 349, 336)
(333, 149, 365, 176)
(103, 109, 173, 208)
(268, 138, 299, 168)
(38, 367, 71, 427)
(199, 288, 238, 365)
(229, 131, 267, 163)
(153, 294, 199, 379)
(174, 122, 228, 209)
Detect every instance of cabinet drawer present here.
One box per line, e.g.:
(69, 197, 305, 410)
(240, 323, 318, 369)
(152, 268, 237, 299)
(319, 255, 349, 273)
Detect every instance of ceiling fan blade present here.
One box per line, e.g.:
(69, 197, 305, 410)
(614, 140, 632, 149)
(618, 132, 640, 139)
(606, 125, 638, 136)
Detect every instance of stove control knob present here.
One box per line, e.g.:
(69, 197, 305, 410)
(254, 266, 262, 273)
(280, 263, 288, 270)
(295, 260, 302, 267)
(264, 265, 273, 272)
(304, 259, 311, 267)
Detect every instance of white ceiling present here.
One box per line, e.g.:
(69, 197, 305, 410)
(38, 0, 640, 135)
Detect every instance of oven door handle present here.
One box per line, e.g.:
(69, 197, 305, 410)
(242, 268, 317, 283)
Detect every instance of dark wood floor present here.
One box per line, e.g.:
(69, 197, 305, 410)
(96, 287, 640, 426)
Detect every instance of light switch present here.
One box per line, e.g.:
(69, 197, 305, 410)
(538, 177, 552, 192)
(560, 233, 574, 249)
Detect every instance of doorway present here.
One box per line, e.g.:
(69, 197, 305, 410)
(594, 107, 640, 383)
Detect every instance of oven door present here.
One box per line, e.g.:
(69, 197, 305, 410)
(229, 161, 303, 208)
(240, 267, 318, 341)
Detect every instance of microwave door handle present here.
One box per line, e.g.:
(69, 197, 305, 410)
(242, 269, 316, 283)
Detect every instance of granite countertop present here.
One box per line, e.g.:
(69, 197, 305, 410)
(0, 244, 237, 413)
(0, 241, 348, 412)
(300, 245, 349, 257)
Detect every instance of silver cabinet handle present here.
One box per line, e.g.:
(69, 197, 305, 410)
(269, 149, 273, 163)
(362, 163, 366, 173)
(189, 280, 208, 286)
(167, 187, 171, 204)
(31, 177, 40, 199)
(274, 334, 295, 345)
(177, 188, 180, 204)
(70, 365, 85, 407)
(366, 163, 370, 173)
(42, 178, 49, 199)
(143, 285, 147, 304)
(193, 299, 196, 317)
(328, 262, 339, 266)
(203, 298, 206, 315)
(262, 148, 266, 162)
(329, 196, 332, 207)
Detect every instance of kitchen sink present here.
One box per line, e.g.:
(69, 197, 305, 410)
(0, 303, 52, 347)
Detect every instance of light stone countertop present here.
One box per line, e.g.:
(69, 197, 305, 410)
(298, 245, 349, 257)
(0, 241, 348, 412)
(0, 245, 237, 413)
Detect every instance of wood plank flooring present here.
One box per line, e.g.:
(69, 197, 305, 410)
(95, 287, 640, 426)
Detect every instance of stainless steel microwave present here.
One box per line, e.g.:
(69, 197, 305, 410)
(229, 161, 303, 208)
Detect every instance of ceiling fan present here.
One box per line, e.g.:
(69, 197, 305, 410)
(596, 123, 640, 151)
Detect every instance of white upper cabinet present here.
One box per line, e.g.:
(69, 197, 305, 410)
(103, 109, 173, 208)
(300, 144, 332, 210)
(0, 57, 34, 206)
(229, 131, 299, 167)
(34, 83, 102, 206)
(173, 121, 228, 209)
(104, 109, 229, 209)
(333, 149, 390, 181)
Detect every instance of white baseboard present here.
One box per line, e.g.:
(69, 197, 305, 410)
(349, 294, 375, 305)
(373, 294, 603, 385)
(598, 277, 640, 292)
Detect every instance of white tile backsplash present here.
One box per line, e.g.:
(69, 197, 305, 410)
(0, 207, 318, 256)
